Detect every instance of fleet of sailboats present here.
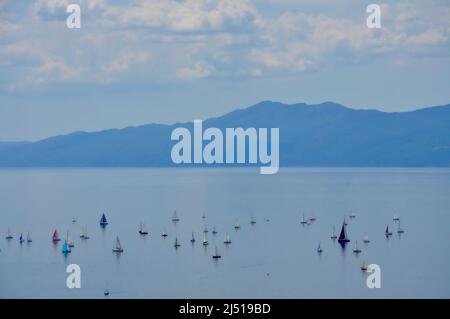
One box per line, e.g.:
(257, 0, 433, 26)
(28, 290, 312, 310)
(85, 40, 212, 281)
(4, 210, 409, 296)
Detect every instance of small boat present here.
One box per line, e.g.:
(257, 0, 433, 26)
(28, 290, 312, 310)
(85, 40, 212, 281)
(363, 234, 370, 243)
(190, 232, 195, 243)
(317, 242, 323, 254)
(80, 227, 90, 239)
(224, 232, 232, 244)
(104, 282, 110, 296)
(19, 233, 25, 244)
(203, 224, 209, 234)
(202, 233, 209, 246)
(309, 215, 316, 222)
(100, 213, 108, 227)
(67, 231, 74, 248)
(72, 216, 76, 223)
(62, 240, 71, 254)
(113, 236, 124, 253)
(393, 214, 400, 221)
(138, 223, 149, 235)
(397, 221, 405, 234)
(172, 210, 180, 222)
(161, 230, 168, 237)
(5, 228, 13, 240)
(250, 216, 256, 225)
(202, 213, 206, 219)
(353, 241, 362, 254)
(174, 237, 180, 248)
(212, 246, 221, 259)
(361, 261, 369, 271)
(385, 224, 392, 237)
(337, 221, 350, 244)
(212, 226, 218, 235)
(52, 229, 61, 242)
(26, 232, 32, 243)
(330, 225, 337, 240)
(234, 222, 240, 230)
(300, 213, 308, 225)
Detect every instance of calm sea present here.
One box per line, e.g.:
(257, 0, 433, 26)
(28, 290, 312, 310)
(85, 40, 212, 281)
(1, 168, 449, 298)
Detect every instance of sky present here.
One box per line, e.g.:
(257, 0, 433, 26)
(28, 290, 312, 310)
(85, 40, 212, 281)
(0, 0, 449, 141)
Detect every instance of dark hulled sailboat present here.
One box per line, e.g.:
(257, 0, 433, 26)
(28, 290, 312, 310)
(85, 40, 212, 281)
(338, 221, 350, 244)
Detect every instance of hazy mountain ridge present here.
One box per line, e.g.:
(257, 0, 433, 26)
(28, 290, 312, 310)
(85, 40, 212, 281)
(0, 101, 449, 167)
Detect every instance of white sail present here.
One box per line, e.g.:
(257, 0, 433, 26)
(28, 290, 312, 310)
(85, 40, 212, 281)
(27, 231, 32, 242)
(115, 236, 122, 251)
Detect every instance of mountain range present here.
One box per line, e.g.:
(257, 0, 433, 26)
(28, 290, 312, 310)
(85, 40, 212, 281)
(1, 101, 449, 167)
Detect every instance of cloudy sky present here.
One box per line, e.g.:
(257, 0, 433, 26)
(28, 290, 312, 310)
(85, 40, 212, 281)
(1, 0, 449, 141)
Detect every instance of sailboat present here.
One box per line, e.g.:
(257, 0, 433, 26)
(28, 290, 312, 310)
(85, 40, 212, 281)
(349, 211, 356, 219)
(361, 261, 369, 271)
(5, 228, 13, 240)
(224, 232, 232, 244)
(343, 217, 348, 226)
(203, 224, 209, 233)
(385, 224, 392, 237)
(300, 213, 307, 225)
(337, 221, 350, 244)
(317, 242, 323, 254)
(212, 246, 221, 259)
(353, 241, 362, 254)
(113, 236, 124, 253)
(190, 232, 196, 243)
(104, 282, 110, 296)
(172, 210, 180, 222)
(393, 214, 400, 221)
(250, 216, 256, 225)
(202, 213, 206, 219)
(397, 220, 405, 234)
(100, 213, 108, 227)
(161, 230, 168, 237)
(62, 240, 71, 254)
(330, 225, 337, 240)
(26, 231, 32, 243)
(67, 231, 74, 248)
(174, 237, 180, 248)
(138, 223, 149, 235)
(52, 229, 61, 242)
(212, 226, 218, 235)
(72, 216, 76, 223)
(309, 214, 316, 222)
(202, 233, 209, 246)
(363, 234, 370, 243)
(19, 233, 24, 244)
(80, 226, 90, 239)
(234, 221, 240, 230)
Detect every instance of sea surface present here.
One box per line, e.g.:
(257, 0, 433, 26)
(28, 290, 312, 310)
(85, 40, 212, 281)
(0, 167, 449, 298)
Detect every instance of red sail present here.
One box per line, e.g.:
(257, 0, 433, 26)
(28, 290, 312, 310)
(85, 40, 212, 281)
(53, 230, 59, 238)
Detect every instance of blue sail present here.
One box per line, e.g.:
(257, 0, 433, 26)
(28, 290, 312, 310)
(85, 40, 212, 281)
(62, 240, 70, 254)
